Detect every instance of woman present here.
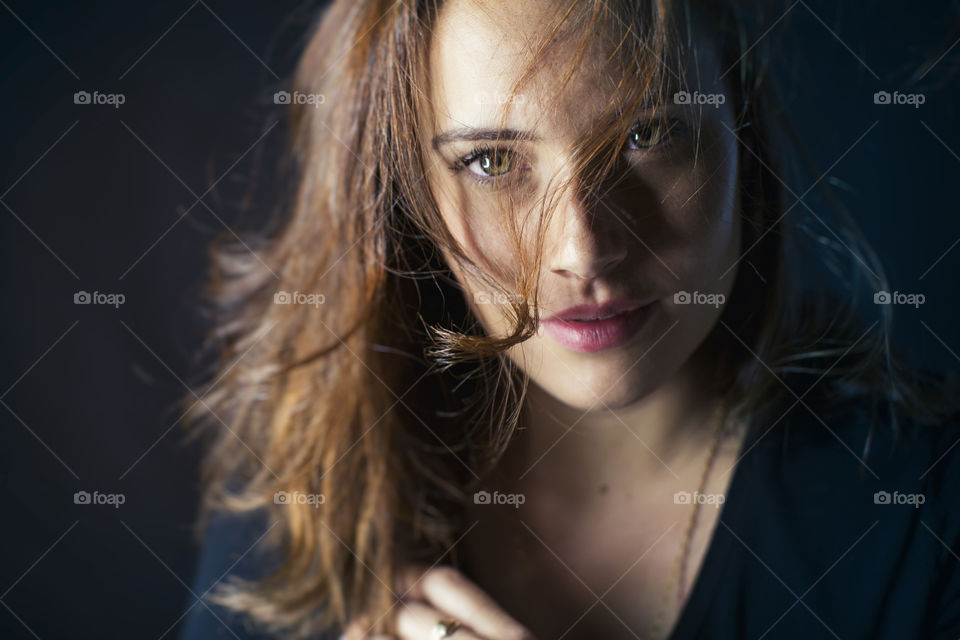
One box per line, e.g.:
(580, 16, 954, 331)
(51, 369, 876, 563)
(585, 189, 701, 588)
(181, 1, 960, 639)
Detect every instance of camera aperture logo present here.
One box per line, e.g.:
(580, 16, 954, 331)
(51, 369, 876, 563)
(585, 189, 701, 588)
(873, 290, 925, 308)
(673, 290, 725, 308)
(674, 490, 724, 507)
(74, 90, 125, 109)
(274, 490, 325, 508)
(473, 490, 525, 509)
(674, 90, 725, 108)
(873, 91, 924, 108)
(74, 290, 125, 308)
(274, 290, 325, 307)
(873, 490, 924, 508)
(274, 91, 326, 108)
(474, 291, 526, 305)
(74, 490, 125, 509)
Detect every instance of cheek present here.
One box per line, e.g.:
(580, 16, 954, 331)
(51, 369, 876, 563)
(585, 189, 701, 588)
(433, 177, 522, 283)
(655, 139, 741, 279)
(434, 187, 526, 336)
(698, 159, 741, 275)
(686, 164, 739, 264)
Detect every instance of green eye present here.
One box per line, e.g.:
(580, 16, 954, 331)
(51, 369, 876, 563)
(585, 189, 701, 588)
(475, 149, 513, 176)
(626, 119, 678, 150)
(454, 145, 527, 186)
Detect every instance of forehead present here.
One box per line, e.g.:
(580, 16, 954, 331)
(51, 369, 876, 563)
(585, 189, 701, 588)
(425, 0, 725, 139)
(427, 0, 614, 137)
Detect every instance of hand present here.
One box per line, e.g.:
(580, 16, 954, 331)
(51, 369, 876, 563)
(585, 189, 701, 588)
(342, 564, 536, 640)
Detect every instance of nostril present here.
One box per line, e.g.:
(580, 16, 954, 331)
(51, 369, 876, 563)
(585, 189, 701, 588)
(547, 200, 629, 279)
(552, 247, 627, 280)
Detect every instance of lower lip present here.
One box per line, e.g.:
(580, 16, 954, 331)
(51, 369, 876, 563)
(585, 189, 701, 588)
(541, 304, 655, 353)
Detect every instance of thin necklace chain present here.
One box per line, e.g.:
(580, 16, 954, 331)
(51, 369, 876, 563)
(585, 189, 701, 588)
(647, 401, 729, 640)
(500, 402, 731, 639)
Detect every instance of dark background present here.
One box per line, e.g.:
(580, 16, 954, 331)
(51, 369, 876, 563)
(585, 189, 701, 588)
(0, 1, 958, 638)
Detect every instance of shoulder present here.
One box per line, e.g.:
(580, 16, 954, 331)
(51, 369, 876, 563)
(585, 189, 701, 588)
(748, 367, 960, 483)
(179, 507, 285, 640)
(727, 374, 960, 634)
(736, 368, 960, 546)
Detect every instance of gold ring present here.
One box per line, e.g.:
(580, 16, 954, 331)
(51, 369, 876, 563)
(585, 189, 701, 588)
(431, 618, 461, 639)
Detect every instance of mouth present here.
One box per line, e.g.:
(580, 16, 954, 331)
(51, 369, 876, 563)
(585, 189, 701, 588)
(540, 299, 658, 353)
(565, 309, 634, 322)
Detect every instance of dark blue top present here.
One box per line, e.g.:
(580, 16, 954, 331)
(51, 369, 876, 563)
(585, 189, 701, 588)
(180, 389, 960, 639)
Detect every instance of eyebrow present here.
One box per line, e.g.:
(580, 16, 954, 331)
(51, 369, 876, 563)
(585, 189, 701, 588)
(431, 127, 539, 150)
(429, 102, 686, 151)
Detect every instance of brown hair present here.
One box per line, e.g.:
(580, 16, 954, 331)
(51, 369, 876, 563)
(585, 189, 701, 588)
(187, 1, 959, 637)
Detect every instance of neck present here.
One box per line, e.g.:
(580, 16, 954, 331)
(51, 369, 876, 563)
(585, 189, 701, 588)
(499, 348, 726, 492)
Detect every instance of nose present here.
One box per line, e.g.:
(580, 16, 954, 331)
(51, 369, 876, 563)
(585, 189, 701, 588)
(547, 179, 628, 280)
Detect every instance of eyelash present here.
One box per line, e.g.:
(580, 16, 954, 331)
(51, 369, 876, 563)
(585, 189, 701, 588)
(452, 144, 517, 186)
(625, 117, 684, 151)
(450, 117, 685, 187)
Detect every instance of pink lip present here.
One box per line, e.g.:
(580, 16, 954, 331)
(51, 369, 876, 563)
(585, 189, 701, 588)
(540, 299, 657, 353)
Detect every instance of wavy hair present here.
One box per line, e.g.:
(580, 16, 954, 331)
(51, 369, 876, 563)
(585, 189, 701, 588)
(186, 0, 959, 637)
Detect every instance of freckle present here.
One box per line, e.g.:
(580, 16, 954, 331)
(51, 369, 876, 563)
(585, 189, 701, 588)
(599, 483, 609, 495)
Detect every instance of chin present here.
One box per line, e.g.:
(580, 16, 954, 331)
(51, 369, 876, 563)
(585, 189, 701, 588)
(558, 380, 654, 411)
(523, 348, 673, 411)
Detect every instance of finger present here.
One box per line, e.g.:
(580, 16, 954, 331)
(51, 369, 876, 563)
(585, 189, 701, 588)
(341, 617, 393, 640)
(342, 618, 365, 640)
(397, 565, 535, 640)
(395, 600, 484, 640)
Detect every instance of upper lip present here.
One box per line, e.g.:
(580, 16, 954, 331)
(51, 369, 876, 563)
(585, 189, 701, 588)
(545, 298, 655, 322)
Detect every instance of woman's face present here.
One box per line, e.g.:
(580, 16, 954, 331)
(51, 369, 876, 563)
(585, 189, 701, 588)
(422, 0, 742, 410)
